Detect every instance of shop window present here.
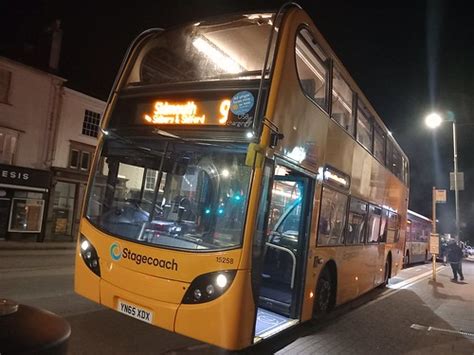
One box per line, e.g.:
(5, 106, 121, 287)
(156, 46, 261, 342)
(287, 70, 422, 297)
(8, 198, 45, 233)
(332, 68, 354, 135)
(0, 68, 12, 104)
(82, 109, 101, 138)
(317, 187, 347, 246)
(295, 28, 329, 110)
(346, 198, 367, 244)
(0, 127, 19, 165)
(53, 181, 76, 235)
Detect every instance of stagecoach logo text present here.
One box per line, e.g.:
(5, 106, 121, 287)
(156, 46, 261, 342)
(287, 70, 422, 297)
(109, 242, 178, 271)
(144, 101, 205, 125)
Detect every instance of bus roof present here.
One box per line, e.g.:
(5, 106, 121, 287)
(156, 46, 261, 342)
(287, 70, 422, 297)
(407, 209, 432, 223)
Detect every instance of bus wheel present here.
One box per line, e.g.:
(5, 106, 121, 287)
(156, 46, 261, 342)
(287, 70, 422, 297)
(382, 259, 391, 287)
(314, 268, 332, 318)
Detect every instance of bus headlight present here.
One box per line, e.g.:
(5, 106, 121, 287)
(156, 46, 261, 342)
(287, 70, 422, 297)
(79, 234, 101, 277)
(182, 270, 237, 304)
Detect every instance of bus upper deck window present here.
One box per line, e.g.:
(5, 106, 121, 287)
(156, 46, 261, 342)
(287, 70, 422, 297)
(332, 68, 354, 135)
(356, 101, 373, 152)
(295, 29, 329, 111)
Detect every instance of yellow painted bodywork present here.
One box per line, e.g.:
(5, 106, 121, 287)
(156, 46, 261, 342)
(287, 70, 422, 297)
(75, 5, 409, 351)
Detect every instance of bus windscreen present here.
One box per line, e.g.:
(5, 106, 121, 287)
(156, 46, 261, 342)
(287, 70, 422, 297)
(86, 136, 252, 251)
(125, 13, 275, 87)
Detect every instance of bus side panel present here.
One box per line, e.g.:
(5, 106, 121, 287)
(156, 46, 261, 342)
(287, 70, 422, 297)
(74, 244, 100, 303)
(100, 279, 178, 331)
(175, 270, 254, 351)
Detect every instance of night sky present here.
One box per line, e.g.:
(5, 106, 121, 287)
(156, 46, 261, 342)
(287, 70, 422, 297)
(2, 1, 474, 242)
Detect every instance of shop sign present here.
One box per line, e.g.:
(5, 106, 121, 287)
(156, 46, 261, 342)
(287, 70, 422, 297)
(0, 164, 51, 189)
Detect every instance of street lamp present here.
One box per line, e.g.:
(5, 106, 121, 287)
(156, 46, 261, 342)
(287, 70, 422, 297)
(424, 112, 460, 241)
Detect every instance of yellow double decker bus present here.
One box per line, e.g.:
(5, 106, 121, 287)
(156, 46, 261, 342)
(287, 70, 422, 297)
(75, 3, 409, 350)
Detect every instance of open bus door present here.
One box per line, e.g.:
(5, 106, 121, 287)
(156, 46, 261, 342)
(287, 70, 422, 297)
(252, 162, 313, 341)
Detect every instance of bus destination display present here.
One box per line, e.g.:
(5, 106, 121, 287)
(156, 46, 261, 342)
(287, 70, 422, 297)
(138, 90, 257, 128)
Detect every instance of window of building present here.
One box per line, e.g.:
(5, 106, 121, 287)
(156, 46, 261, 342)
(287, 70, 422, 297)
(374, 124, 386, 163)
(145, 169, 158, 190)
(346, 198, 367, 244)
(317, 187, 348, 246)
(82, 109, 101, 138)
(295, 29, 329, 110)
(332, 68, 354, 135)
(367, 205, 382, 243)
(69, 149, 80, 168)
(68, 141, 94, 172)
(8, 198, 45, 233)
(0, 127, 19, 165)
(356, 101, 373, 152)
(80, 151, 90, 171)
(0, 68, 12, 104)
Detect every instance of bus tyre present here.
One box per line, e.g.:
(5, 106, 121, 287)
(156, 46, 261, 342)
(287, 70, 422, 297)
(314, 268, 332, 318)
(379, 259, 390, 288)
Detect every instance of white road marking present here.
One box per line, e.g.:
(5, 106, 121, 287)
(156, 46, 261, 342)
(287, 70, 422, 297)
(411, 323, 474, 337)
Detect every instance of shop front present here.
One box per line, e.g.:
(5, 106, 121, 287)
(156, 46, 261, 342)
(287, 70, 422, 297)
(47, 167, 89, 241)
(0, 163, 51, 241)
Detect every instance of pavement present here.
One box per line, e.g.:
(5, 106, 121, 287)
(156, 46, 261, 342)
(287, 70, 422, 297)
(277, 259, 474, 355)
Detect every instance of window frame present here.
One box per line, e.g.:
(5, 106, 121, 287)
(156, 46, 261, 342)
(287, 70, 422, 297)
(80, 151, 91, 171)
(82, 109, 101, 138)
(331, 66, 355, 136)
(294, 26, 330, 113)
(316, 185, 348, 247)
(0, 68, 12, 104)
(69, 149, 80, 169)
(366, 204, 383, 244)
(355, 99, 374, 153)
(373, 123, 386, 164)
(345, 197, 368, 245)
(0, 127, 19, 165)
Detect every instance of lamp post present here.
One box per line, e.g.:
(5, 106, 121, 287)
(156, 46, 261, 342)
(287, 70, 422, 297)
(425, 112, 460, 241)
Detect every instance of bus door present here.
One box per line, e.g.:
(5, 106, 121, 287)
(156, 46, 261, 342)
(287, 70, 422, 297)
(254, 163, 312, 339)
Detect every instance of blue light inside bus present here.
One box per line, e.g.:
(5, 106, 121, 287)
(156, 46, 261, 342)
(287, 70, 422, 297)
(217, 208, 225, 215)
(205, 208, 211, 215)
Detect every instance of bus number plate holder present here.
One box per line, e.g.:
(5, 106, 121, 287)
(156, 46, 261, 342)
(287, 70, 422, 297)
(117, 299, 153, 324)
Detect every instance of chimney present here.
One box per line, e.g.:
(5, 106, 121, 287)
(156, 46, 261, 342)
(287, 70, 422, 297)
(49, 19, 62, 71)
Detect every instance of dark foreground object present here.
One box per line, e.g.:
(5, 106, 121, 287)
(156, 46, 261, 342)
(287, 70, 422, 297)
(0, 300, 71, 355)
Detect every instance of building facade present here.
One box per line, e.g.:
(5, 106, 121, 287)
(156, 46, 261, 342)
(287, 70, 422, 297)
(47, 88, 105, 241)
(0, 56, 105, 241)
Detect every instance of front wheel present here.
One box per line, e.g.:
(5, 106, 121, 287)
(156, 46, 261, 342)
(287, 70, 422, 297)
(313, 268, 333, 318)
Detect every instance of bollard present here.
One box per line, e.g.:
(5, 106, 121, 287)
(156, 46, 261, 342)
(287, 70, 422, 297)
(0, 299, 71, 355)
